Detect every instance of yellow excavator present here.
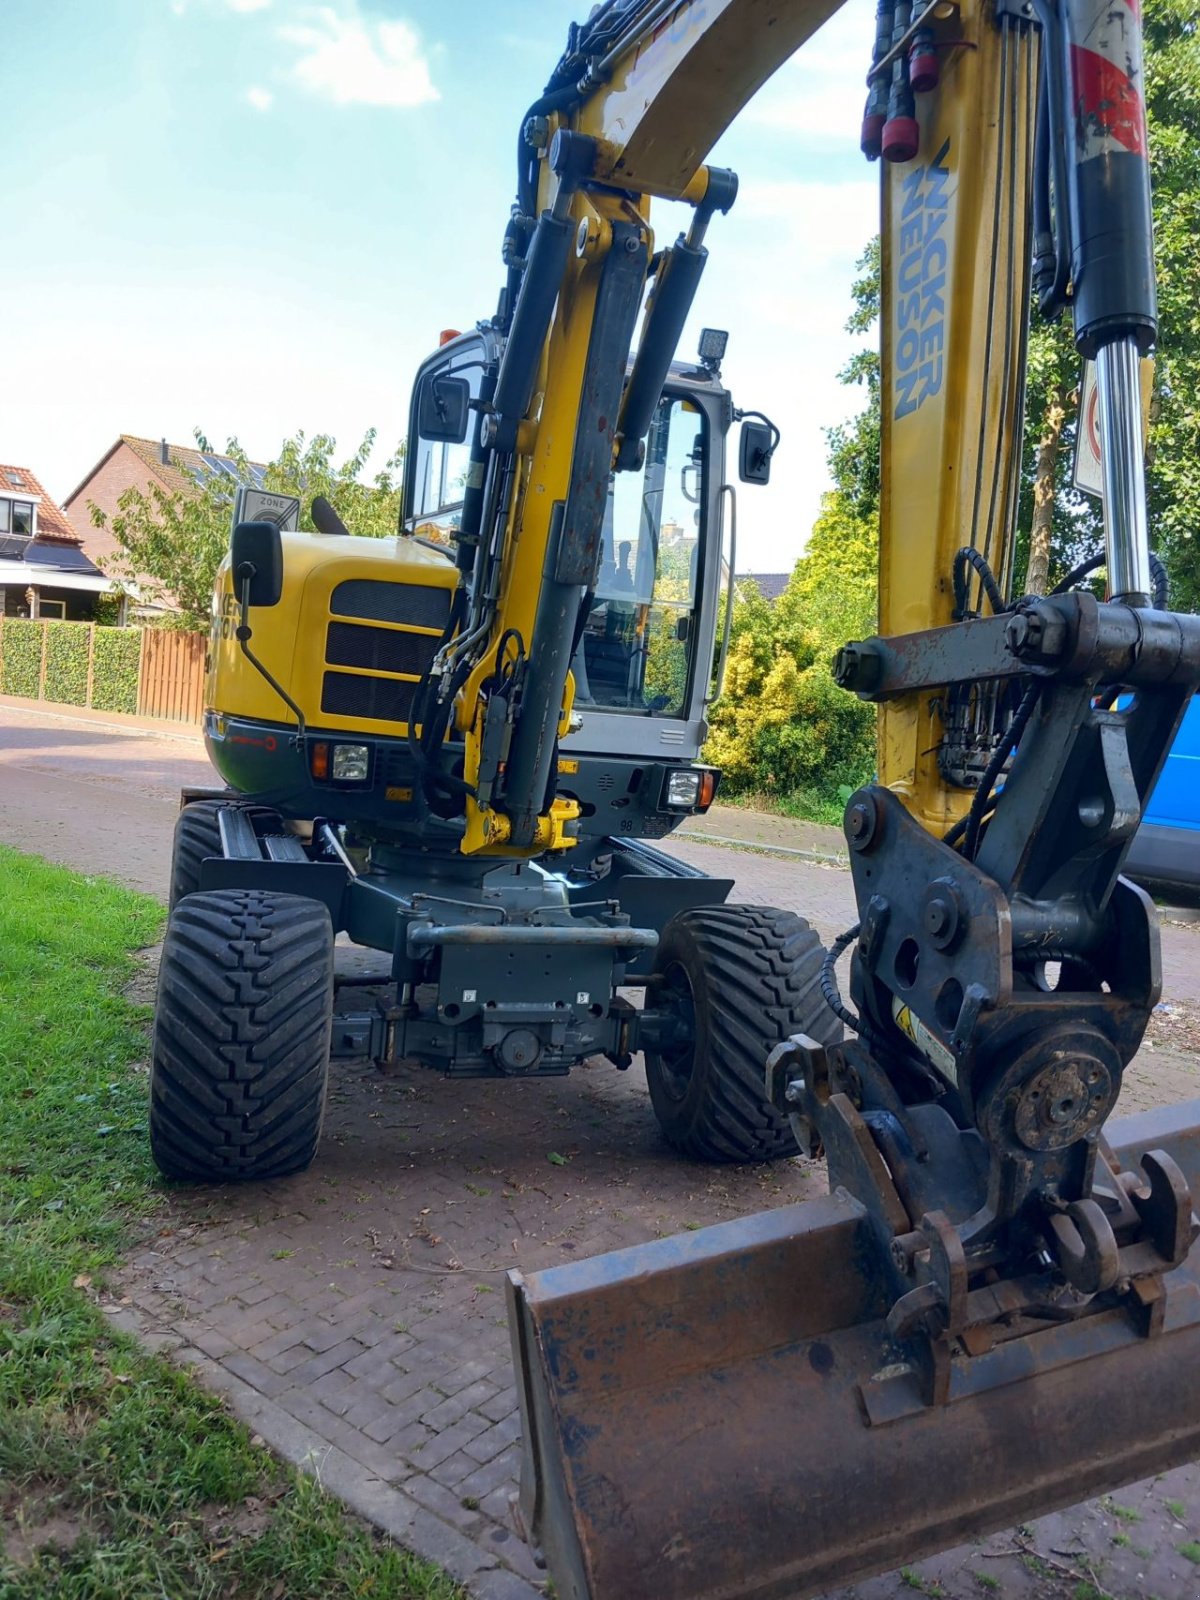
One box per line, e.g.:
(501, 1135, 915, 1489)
(157, 0, 1200, 1592)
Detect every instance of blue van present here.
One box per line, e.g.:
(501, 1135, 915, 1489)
(1125, 696, 1200, 904)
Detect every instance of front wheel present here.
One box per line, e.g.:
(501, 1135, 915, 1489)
(150, 889, 333, 1182)
(644, 904, 840, 1163)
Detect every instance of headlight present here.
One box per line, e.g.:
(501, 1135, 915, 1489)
(665, 770, 701, 809)
(332, 743, 370, 782)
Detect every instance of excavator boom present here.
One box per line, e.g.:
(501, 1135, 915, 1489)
(500, 0, 1200, 1595)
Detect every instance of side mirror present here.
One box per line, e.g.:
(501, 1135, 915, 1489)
(231, 520, 283, 608)
(418, 373, 471, 444)
(739, 419, 776, 486)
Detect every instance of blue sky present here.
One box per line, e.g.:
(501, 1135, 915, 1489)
(1, 0, 879, 570)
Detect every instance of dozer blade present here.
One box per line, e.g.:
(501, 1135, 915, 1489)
(507, 1101, 1200, 1600)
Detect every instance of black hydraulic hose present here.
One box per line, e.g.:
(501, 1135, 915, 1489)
(820, 922, 885, 1051)
(964, 679, 1042, 860)
(1049, 549, 1169, 607)
(952, 546, 1007, 617)
(1031, 0, 1073, 317)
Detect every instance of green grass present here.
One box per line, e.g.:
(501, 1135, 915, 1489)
(1180, 1541, 1200, 1564)
(1166, 1498, 1187, 1521)
(0, 846, 461, 1599)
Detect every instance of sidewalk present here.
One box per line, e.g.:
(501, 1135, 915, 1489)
(0, 693, 204, 743)
(680, 802, 847, 864)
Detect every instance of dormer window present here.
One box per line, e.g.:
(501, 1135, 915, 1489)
(0, 499, 34, 537)
(6, 472, 26, 489)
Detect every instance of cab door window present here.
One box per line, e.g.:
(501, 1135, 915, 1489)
(572, 394, 705, 718)
(405, 342, 485, 542)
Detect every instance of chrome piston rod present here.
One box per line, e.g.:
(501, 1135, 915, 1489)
(1095, 335, 1153, 608)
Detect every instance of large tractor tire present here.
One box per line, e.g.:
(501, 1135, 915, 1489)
(150, 889, 333, 1183)
(169, 799, 247, 908)
(644, 904, 840, 1163)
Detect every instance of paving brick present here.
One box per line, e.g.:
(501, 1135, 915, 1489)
(403, 1472, 487, 1538)
(470, 1568, 543, 1600)
(478, 1387, 518, 1424)
(429, 1448, 484, 1490)
(457, 1444, 522, 1504)
(282, 1337, 369, 1388)
(462, 1416, 520, 1468)
(411, 1412, 489, 1471)
(221, 1351, 294, 1399)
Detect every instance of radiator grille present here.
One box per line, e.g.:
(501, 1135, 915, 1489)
(321, 672, 417, 724)
(325, 621, 437, 678)
(330, 578, 451, 631)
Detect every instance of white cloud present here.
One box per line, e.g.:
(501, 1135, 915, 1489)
(279, 7, 438, 108)
(226, 0, 271, 9)
(245, 85, 274, 111)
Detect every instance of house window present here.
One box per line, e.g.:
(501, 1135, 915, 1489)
(38, 598, 66, 620)
(11, 501, 33, 537)
(6, 472, 26, 488)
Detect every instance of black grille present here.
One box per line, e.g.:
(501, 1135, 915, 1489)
(325, 621, 437, 677)
(321, 672, 418, 724)
(330, 578, 451, 631)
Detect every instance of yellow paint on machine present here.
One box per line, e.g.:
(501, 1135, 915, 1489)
(206, 531, 457, 737)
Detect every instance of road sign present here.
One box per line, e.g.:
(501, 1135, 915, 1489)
(234, 486, 301, 530)
(1074, 360, 1104, 500)
(1073, 357, 1154, 503)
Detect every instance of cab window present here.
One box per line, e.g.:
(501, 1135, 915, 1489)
(572, 394, 705, 718)
(405, 341, 485, 542)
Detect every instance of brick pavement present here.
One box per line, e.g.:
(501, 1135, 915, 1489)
(112, 850, 1200, 1600)
(116, 921, 833, 1597)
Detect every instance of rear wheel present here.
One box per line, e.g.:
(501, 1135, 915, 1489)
(150, 889, 333, 1182)
(644, 904, 840, 1163)
(169, 799, 247, 908)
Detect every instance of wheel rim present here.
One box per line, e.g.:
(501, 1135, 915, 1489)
(654, 960, 698, 1104)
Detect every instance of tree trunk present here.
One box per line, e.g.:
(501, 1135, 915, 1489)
(1026, 383, 1068, 595)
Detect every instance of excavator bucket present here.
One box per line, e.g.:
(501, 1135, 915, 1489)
(507, 1101, 1200, 1600)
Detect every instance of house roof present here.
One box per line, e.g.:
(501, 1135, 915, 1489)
(736, 571, 791, 602)
(64, 435, 270, 508)
(0, 463, 80, 544)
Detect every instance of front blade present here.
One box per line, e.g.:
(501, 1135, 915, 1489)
(508, 1101, 1200, 1600)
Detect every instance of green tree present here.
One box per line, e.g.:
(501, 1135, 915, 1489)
(704, 256, 881, 816)
(90, 430, 405, 630)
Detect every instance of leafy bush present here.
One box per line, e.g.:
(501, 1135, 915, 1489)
(43, 622, 92, 706)
(704, 495, 878, 817)
(0, 619, 43, 698)
(92, 627, 142, 714)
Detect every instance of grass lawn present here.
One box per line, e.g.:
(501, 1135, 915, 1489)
(0, 846, 461, 1599)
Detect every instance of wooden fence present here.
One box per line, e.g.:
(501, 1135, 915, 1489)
(137, 629, 207, 722)
(0, 617, 207, 724)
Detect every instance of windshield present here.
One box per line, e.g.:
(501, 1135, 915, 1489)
(572, 393, 705, 718)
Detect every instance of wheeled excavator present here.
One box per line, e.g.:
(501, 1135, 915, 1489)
(150, 0, 1200, 1592)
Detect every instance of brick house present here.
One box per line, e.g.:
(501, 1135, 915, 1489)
(0, 463, 123, 621)
(63, 435, 268, 615)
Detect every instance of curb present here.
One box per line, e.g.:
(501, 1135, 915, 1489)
(101, 1300, 543, 1600)
(678, 829, 848, 869)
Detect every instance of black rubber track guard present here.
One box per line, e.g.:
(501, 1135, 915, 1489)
(150, 889, 333, 1182)
(644, 904, 841, 1162)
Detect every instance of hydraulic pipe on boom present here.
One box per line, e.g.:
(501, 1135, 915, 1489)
(502, 3, 1200, 1598)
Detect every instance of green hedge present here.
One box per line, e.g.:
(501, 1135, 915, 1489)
(43, 621, 91, 707)
(91, 627, 141, 714)
(1, 619, 43, 698)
